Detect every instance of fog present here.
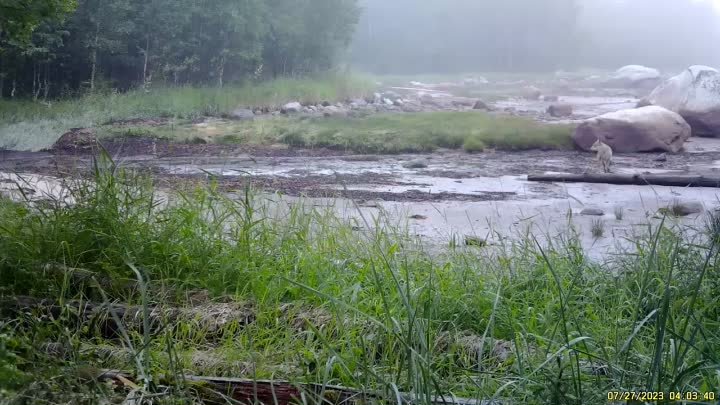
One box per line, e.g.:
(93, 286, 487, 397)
(350, 0, 720, 74)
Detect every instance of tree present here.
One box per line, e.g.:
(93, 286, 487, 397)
(0, 0, 361, 97)
(264, 0, 359, 77)
(0, 0, 76, 46)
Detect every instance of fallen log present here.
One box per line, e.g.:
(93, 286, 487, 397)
(97, 370, 495, 405)
(183, 375, 494, 405)
(527, 173, 720, 188)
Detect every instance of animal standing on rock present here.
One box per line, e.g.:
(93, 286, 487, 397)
(590, 139, 613, 173)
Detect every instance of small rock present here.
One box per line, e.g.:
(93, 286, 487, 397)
(464, 236, 487, 247)
(450, 97, 477, 107)
(472, 100, 490, 110)
(382, 90, 401, 100)
(401, 103, 424, 113)
(654, 153, 668, 162)
(323, 105, 347, 117)
(409, 214, 428, 220)
(349, 98, 368, 108)
(348, 108, 374, 118)
(581, 208, 605, 216)
(543, 95, 560, 102)
(463, 77, 489, 86)
(383, 98, 394, 106)
(523, 86, 542, 100)
(360, 201, 380, 208)
(229, 108, 255, 121)
(666, 201, 704, 217)
(547, 103, 573, 117)
(393, 99, 404, 106)
(402, 160, 428, 169)
(52, 128, 98, 153)
(321, 101, 331, 107)
(281, 102, 302, 114)
(420, 94, 444, 107)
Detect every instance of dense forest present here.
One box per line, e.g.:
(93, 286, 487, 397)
(350, 0, 720, 74)
(0, 0, 359, 98)
(3, 0, 720, 98)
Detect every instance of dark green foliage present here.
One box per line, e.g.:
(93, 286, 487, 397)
(0, 0, 76, 46)
(0, 0, 360, 98)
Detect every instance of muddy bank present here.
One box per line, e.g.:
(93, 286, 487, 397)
(4, 139, 720, 201)
(4, 145, 720, 260)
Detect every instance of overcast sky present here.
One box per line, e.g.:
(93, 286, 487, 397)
(350, 0, 720, 73)
(694, 0, 720, 12)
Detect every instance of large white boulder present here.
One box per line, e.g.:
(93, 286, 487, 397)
(644, 65, 720, 137)
(604, 65, 662, 89)
(281, 101, 302, 114)
(573, 106, 691, 153)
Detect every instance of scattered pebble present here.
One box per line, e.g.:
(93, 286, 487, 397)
(660, 201, 704, 217)
(464, 236, 487, 247)
(581, 208, 605, 216)
(402, 160, 428, 169)
(472, 100, 490, 110)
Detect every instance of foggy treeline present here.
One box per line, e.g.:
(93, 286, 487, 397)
(0, 0, 358, 98)
(2, 0, 720, 99)
(351, 0, 720, 74)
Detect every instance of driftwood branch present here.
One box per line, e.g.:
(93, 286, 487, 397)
(527, 173, 720, 188)
(97, 371, 495, 405)
(185, 375, 492, 405)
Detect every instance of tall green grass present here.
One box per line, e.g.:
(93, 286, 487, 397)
(0, 74, 375, 151)
(0, 157, 718, 404)
(119, 112, 574, 154)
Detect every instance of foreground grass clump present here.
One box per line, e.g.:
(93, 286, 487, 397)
(0, 74, 375, 151)
(104, 111, 574, 154)
(0, 159, 718, 404)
